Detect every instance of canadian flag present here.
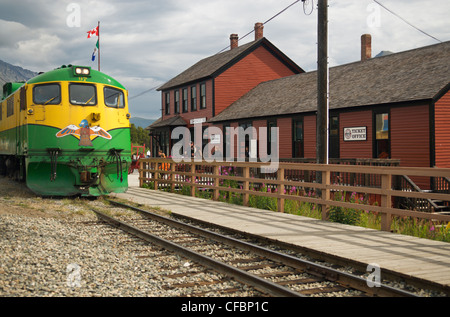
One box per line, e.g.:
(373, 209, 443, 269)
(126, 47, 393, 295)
(87, 26, 99, 38)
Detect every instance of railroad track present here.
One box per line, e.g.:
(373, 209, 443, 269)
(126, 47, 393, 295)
(91, 199, 419, 297)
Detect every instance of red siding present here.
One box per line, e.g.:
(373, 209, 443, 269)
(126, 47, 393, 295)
(435, 90, 450, 168)
(215, 46, 297, 116)
(277, 117, 292, 158)
(340, 111, 373, 159)
(391, 104, 430, 189)
(304, 115, 317, 158)
(391, 104, 430, 168)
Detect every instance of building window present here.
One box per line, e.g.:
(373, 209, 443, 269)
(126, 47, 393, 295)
(329, 115, 340, 159)
(174, 90, 180, 114)
(165, 92, 170, 115)
(191, 86, 197, 111)
(375, 112, 390, 158)
(200, 83, 206, 109)
(293, 118, 304, 158)
(223, 124, 230, 159)
(267, 120, 277, 156)
(182, 88, 188, 113)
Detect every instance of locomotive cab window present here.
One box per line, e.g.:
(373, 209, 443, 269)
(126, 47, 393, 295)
(104, 87, 125, 108)
(70, 83, 97, 106)
(33, 84, 61, 105)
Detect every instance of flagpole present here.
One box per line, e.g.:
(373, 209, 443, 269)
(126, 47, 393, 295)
(97, 21, 101, 72)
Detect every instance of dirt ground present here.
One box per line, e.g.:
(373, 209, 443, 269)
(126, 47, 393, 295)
(0, 176, 97, 220)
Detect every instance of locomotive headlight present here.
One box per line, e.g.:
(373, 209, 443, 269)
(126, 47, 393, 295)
(73, 66, 91, 77)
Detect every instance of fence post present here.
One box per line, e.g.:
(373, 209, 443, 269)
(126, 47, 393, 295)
(191, 163, 196, 197)
(154, 161, 159, 190)
(321, 169, 331, 221)
(243, 166, 250, 206)
(278, 168, 285, 213)
(381, 174, 392, 232)
(213, 165, 220, 201)
(170, 162, 176, 192)
(139, 160, 143, 188)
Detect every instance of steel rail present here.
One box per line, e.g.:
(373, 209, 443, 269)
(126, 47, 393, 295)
(102, 199, 420, 297)
(92, 207, 304, 297)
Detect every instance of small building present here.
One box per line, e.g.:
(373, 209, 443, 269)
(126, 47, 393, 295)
(148, 23, 303, 156)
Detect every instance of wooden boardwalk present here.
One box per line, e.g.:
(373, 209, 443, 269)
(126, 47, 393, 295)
(113, 178, 450, 291)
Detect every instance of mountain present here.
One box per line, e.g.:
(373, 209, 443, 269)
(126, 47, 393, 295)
(0, 59, 38, 88)
(130, 117, 155, 129)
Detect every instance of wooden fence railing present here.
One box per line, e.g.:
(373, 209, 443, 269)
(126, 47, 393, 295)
(138, 158, 450, 232)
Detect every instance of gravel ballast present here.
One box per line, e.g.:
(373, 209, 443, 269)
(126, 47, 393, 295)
(0, 177, 255, 297)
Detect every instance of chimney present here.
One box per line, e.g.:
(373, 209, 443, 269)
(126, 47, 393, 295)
(230, 34, 239, 50)
(361, 34, 372, 61)
(255, 22, 264, 41)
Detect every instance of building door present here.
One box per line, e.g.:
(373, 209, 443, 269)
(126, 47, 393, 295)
(329, 115, 340, 159)
(239, 122, 253, 159)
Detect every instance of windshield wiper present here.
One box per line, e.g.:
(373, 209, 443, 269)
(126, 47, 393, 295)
(84, 95, 95, 105)
(44, 96, 58, 105)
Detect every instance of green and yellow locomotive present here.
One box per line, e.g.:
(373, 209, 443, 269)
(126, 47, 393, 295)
(0, 65, 131, 196)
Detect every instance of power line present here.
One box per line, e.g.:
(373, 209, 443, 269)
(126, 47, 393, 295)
(132, 0, 304, 99)
(373, 0, 442, 43)
(129, 84, 162, 100)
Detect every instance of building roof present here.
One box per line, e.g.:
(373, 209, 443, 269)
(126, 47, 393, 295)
(147, 115, 187, 130)
(209, 41, 450, 123)
(157, 38, 303, 91)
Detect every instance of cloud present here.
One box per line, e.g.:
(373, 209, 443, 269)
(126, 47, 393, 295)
(1, 0, 449, 119)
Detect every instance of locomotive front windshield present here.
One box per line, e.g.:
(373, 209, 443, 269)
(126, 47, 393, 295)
(33, 84, 61, 105)
(70, 83, 97, 106)
(104, 87, 125, 108)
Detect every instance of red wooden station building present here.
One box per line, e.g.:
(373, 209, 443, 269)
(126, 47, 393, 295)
(148, 23, 450, 191)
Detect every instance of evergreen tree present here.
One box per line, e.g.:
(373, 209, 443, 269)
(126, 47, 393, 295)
(130, 124, 151, 149)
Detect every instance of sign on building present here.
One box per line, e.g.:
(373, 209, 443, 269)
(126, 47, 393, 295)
(344, 127, 367, 141)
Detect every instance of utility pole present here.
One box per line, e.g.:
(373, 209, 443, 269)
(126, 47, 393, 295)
(317, 0, 329, 165)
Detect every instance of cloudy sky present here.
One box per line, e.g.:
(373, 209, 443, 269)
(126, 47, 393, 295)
(0, 0, 449, 120)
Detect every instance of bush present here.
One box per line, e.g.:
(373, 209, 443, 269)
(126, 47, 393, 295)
(329, 192, 362, 226)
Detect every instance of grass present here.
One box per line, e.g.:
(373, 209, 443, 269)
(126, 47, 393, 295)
(144, 178, 450, 243)
(328, 191, 450, 242)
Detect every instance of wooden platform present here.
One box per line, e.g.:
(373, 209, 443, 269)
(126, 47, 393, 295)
(111, 182, 450, 292)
